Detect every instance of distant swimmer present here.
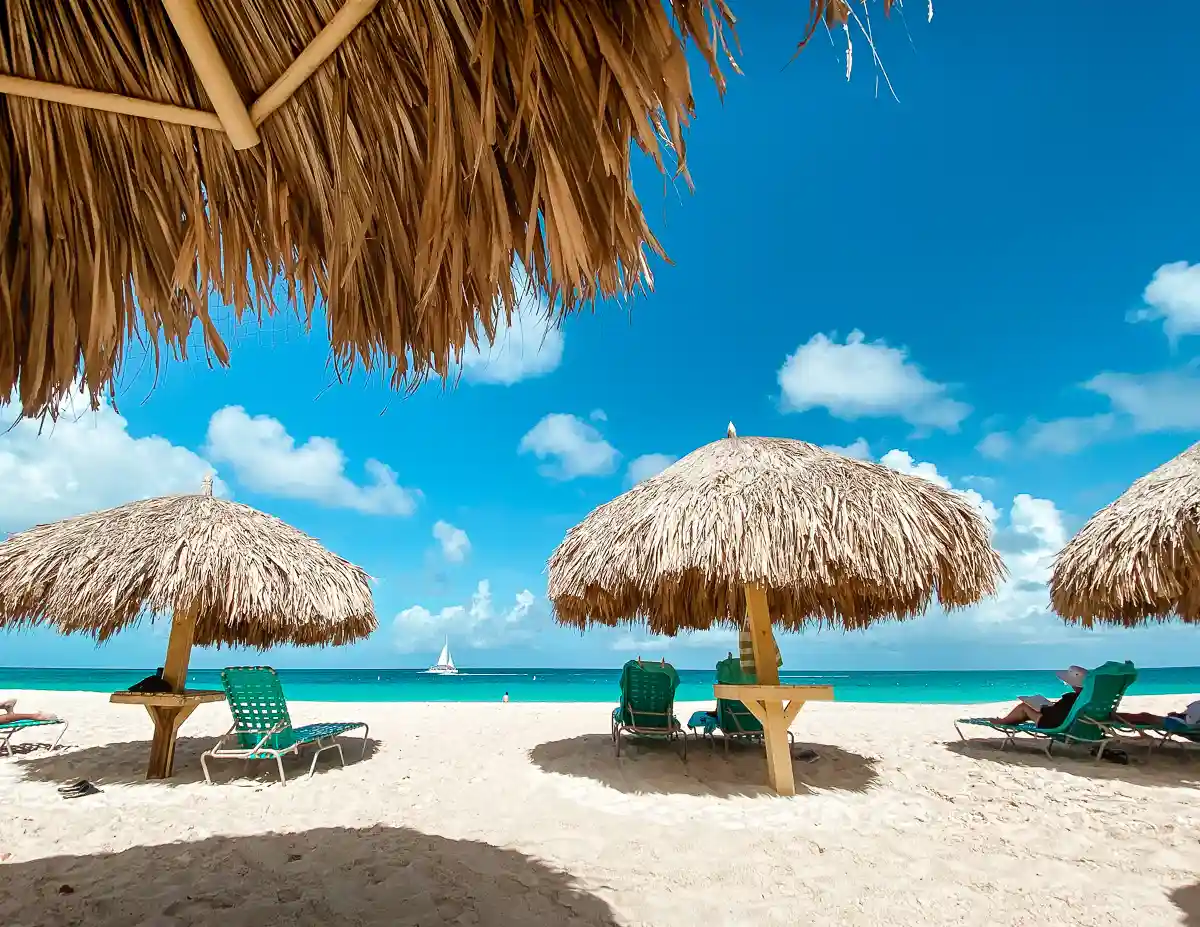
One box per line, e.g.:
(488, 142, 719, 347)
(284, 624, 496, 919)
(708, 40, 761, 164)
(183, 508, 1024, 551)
(502, 691, 510, 703)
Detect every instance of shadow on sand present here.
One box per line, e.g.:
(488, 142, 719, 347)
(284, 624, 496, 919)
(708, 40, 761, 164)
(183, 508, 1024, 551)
(0, 826, 620, 926)
(14, 735, 382, 787)
(1173, 883, 1200, 926)
(529, 733, 878, 797)
(944, 738, 1199, 787)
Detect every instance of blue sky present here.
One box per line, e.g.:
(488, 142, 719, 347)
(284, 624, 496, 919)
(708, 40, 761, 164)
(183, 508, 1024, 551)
(3, 5, 1200, 672)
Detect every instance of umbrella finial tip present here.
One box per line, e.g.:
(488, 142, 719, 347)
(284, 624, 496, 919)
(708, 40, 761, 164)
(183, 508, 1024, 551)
(201, 473, 214, 496)
(727, 421, 737, 438)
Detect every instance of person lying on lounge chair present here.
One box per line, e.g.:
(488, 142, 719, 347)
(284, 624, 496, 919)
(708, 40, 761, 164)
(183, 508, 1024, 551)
(989, 665, 1087, 728)
(1116, 700, 1200, 729)
(0, 698, 59, 724)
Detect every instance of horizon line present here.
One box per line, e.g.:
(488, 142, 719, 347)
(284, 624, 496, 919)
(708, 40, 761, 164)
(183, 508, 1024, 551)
(2, 664, 1197, 674)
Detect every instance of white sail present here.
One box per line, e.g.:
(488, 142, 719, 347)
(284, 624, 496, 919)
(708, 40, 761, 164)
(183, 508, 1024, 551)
(427, 639, 458, 674)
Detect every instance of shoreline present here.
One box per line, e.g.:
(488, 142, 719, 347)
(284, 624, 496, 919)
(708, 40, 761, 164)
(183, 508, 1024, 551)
(3, 690, 1198, 925)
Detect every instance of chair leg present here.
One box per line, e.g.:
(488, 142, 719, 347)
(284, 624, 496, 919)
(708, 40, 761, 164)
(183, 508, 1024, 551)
(51, 721, 68, 751)
(360, 725, 370, 760)
(276, 755, 288, 786)
(201, 751, 214, 785)
(614, 727, 623, 757)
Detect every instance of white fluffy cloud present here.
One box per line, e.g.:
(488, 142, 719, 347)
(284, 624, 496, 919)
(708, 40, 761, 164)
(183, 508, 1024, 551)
(432, 520, 470, 563)
(1132, 260, 1200, 339)
(0, 394, 222, 533)
(392, 580, 537, 652)
(519, 413, 619, 480)
(459, 274, 564, 385)
(206, 406, 417, 515)
(975, 431, 1013, 460)
(610, 628, 737, 653)
(626, 453, 678, 486)
(1024, 414, 1117, 455)
(878, 447, 1068, 628)
(1085, 369, 1200, 433)
(879, 449, 1000, 525)
(778, 330, 970, 431)
(823, 437, 871, 460)
(966, 493, 1068, 626)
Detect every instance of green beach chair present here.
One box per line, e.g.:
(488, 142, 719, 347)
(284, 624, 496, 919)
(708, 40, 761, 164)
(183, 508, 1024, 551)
(1111, 713, 1200, 754)
(611, 659, 686, 758)
(954, 660, 1138, 760)
(0, 718, 68, 756)
(200, 666, 369, 785)
(689, 655, 796, 755)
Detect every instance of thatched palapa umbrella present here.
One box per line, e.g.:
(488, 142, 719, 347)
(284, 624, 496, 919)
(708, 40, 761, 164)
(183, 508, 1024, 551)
(0, 0, 741, 418)
(0, 475, 376, 778)
(1050, 441, 1200, 626)
(0, 2, 906, 419)
(549, 424, 1003, 795)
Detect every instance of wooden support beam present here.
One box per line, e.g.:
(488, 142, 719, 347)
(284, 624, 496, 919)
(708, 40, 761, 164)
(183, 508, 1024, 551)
(160, 0, 260, 149)
(161, 610, 198, 693)
(744, 583, 792, 794)
(0, 75, 222, 130)
(249, 0, 380, 125)
(745, 583, 780, 686)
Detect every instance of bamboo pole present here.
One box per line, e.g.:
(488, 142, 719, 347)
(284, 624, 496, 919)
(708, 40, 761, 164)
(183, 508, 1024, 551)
(0, 75, 222, 130)
(159, 0, 260, 149)
(249, 0, 380, 125)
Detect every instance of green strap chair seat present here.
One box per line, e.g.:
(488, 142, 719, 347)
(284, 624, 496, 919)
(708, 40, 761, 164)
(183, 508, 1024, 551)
(688, 655, 795, 754)
(1, 718, 68, 756)
(201, 666, 369, 785)
(611, 659, 686, 759)
(955, 661, 1138, 760)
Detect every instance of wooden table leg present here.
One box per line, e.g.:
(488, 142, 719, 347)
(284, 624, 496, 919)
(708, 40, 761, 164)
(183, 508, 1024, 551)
(741, 697, 808, 797)
(144, 704, 198, 779)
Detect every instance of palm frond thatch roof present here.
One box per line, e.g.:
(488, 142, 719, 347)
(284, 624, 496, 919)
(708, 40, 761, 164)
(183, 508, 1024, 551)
(0, 480, 376, 648)
(547, 427, 1004, 634)
(1050, 441, 1200, 626)
(0, 0, 748, 418)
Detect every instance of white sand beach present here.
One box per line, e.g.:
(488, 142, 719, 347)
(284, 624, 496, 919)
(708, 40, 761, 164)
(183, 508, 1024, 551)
(2, 690, 1198, 927)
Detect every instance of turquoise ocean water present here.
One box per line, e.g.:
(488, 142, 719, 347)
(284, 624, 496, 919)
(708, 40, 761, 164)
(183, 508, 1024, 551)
(2, 665, 1200, 704)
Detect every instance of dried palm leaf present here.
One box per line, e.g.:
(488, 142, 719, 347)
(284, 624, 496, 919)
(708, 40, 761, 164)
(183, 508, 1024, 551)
(548, 425, 1003, 635)
(1051, 441, 1200, 627)
(0, 477, 375, 648)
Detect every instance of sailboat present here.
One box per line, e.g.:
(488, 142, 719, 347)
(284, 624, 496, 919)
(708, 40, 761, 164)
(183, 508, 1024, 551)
(426, 639, 459, 675)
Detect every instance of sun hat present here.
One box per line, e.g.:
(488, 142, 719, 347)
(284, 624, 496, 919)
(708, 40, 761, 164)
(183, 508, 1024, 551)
(1055, 665, 1088, 688)
(1184, 700, 1200, 727)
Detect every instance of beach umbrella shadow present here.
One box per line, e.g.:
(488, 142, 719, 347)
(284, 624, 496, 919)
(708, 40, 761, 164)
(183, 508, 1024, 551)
(13, 735, 382, 788)
(529, 733, 879, 798)
(943, 739, 1200, 788)
(1173, 882, 1200, 926)
(0, 825, 620, 926)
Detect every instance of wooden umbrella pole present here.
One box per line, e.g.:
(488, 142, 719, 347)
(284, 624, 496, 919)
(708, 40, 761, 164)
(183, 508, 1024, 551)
(159, 0, 260, 149)
(249, 0, 380, 126)
(745, 583, 796, 796)
(145, 607, 199, 779)
(0, 75, 223, 130)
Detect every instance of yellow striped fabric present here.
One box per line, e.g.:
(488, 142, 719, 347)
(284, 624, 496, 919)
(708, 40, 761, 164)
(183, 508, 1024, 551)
(738, 626, 782, 677)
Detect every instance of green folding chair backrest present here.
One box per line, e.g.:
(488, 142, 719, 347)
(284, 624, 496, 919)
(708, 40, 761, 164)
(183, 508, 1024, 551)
(1057, 660, 1138, 741)
(715, 655, 762, 734)
(221, 666, 298, 750)
(616, 660, 679, 728)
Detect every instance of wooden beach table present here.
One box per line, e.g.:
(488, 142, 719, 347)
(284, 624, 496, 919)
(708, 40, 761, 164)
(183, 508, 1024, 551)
(109, 689, 225, 779)
(712, 683, 834, 796)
